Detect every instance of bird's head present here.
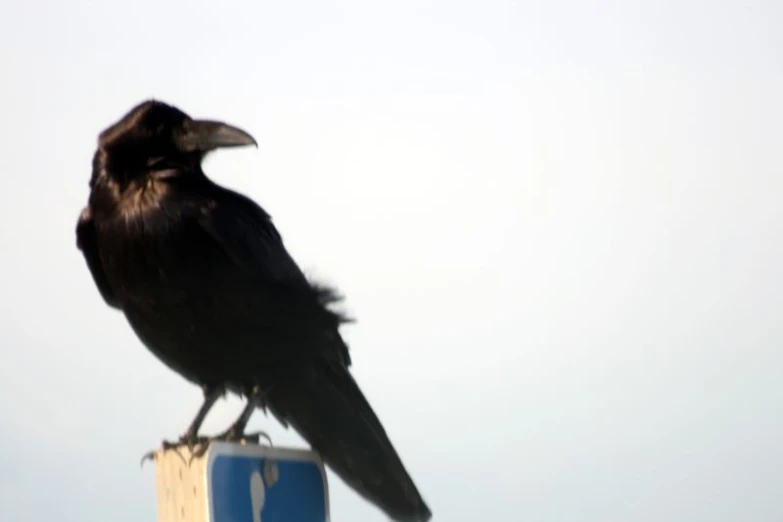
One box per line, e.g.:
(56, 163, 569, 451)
(91, 99, 256, 187)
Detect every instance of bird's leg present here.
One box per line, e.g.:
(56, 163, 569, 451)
(189, 387, 271, 463)
(172, 386, 224, 447)
(217, 388, 272, 445)
(140, 386, 224, 466)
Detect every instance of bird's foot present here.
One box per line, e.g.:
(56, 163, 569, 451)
(239, 431, 274, 447)
(186, 428, 273, 466)
(139, 432, 210, 467)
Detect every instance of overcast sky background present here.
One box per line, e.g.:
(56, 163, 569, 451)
(0, 0, 781, 521)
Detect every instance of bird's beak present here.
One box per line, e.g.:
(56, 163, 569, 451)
(179, 119, 258, 152)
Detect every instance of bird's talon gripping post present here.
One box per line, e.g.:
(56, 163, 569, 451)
(139, 451, 156, 468)
(185, 438, 199, 455)
(242, 431, 273, 447)
(187, 441, 211, 467)
(139, 441, 188, 469)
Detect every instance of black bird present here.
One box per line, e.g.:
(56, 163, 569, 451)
(76, 100, 432, 522)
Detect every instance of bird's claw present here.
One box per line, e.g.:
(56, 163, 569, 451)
(183, 429, 273, 466)
(187, 439, 213, 466)
(139, 450, 158, 468)
(139, 434, 210, 468)
(217, 427, 273, 447)
(241, 431, 273, 446)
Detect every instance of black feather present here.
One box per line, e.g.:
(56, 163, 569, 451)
(266, 361, 432, 522)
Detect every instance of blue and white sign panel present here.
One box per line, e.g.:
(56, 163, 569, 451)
(206, 442, 330, 522)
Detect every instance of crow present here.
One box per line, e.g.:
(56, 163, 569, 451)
(75, 100, 432, 522)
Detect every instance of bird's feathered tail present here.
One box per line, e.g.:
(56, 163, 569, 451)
(265, 361, 432, 522)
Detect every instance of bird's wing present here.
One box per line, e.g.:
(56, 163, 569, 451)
(195, 186, 351, 363)
(197, 189, 308, 284)
(75, 206, 122, 310)
(193, 190, 430, 520)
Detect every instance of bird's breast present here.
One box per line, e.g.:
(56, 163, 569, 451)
(94, 205, 239, 374)
(96, 204, 217, 306)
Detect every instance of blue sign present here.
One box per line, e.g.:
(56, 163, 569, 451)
(206, 442, 330, 522)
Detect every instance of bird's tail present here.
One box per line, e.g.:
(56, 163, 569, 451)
(265, 361, 432, 522)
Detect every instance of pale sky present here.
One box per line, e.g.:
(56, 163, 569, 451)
(0, 1, 781, 521)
